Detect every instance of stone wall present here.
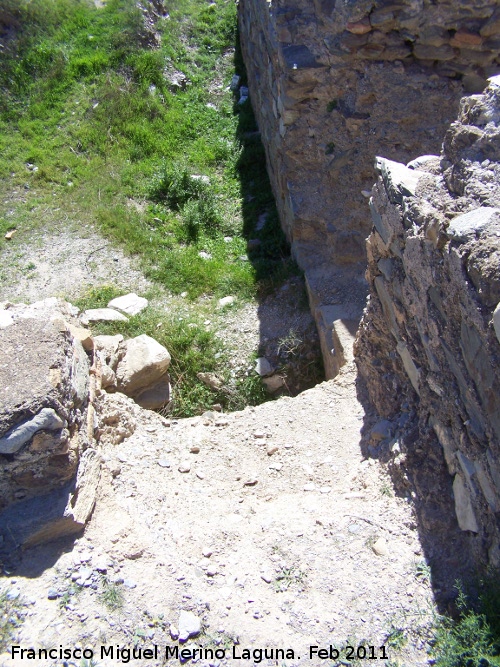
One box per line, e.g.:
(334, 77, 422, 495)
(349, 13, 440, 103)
(354, 76, 500, 568)
(238, 0, 500, 378)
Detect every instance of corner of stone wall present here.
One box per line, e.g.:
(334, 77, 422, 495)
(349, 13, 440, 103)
(354, 75, 500, 570)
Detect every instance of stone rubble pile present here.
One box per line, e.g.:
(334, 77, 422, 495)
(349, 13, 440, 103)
(0, 293, 171, 549)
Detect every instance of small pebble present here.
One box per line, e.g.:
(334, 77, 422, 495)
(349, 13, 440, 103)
(178, 462, 191, 473)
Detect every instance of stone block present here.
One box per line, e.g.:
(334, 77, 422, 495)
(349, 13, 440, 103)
(82, 308, 128, 324)
(396, 341, 420, 396)
(108, 293, 148, 316)
(413, 43, 455, 61)
(369, 199, 391, 246)
(94, 334, 124, 371)
(375, 157, 426, 205)
(474, 460, 500, 512)
(115, 334, 171, 396)
(447, 207, 500, 242)
(134, 379, 171, 410)
(431, 418, 458, 474)
(374, 276, 400, 339)
(67, 323, 93, 351)
(0, 449, 100, 550)
(281, 44, 323, 69)
(453, 473, 479, 533)
(316, 305, 360, 380)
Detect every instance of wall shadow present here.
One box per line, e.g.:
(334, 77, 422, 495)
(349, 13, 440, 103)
(354, 372, 481, 615)
(231, 28, 325, 399)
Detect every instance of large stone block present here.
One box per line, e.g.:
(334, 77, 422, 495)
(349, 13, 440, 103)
(115, 334, 171, 396)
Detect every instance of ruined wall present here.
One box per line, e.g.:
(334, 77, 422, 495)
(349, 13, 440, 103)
(355, 76, 500, 568)
(238, 0, 500, 380)
(238, 0, 500, 273)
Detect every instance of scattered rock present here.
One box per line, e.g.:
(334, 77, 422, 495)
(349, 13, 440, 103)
(218, 296, 235, 307)
(47, 588, 59, 600)
(197, 372, 223, 391)
(267, 445, 279, 456)
(371, 538, 388, 556)
(254, 357, 273, 377)
(178, 462, 191, 473)
(107, 293, 148, 316)
(115, 334, 171, 396)
(178, 610, 201, 642)
(82, 308, 129, 324)
(262, 375, 285, 393)
(243, 478, 258, 486)
(6, 588, 20, 600)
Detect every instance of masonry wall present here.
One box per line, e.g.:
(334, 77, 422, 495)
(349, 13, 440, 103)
(238, 0, 500, 274)
(354, 77, 500, 568)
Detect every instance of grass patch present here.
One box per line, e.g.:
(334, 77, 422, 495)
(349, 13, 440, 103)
(100, 577, 124, 611)
(0, 0, 308, 416)
(431, 579, 500, 667)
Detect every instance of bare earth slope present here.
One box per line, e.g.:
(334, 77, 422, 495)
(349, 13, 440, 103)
(1, 363, 435, 667)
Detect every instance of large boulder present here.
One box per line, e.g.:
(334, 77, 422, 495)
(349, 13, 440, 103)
(115, 334, 171, 397)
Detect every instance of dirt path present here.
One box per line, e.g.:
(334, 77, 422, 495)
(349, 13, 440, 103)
(1, 363, 436, 667)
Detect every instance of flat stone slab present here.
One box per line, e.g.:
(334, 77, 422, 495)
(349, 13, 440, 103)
(108, 293, 148, 316)
(376, 157, 426, 205)
(82, 308, 129, 324)
(447, 207, 500, 242)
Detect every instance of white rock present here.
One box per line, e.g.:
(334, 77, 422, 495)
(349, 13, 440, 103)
(108, 293, 148, 316)
(493, 303, 500, 344)
(0, 311, 14, 328)
(82, 308, 129, 324)
(262, 375, 285, 392)
(115, 334, 171, 395)
(218, 296, 235, 307)
(178, 610, 201, 642)
(94, 334, 124, 370)
(371, 538, 388, 556)
(255, 357, 273, 376)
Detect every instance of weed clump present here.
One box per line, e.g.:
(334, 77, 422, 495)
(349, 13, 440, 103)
(431, 580, 500, 667)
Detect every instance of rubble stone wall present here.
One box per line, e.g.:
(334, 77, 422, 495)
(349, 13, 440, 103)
(238, 0, 500, 273)
(354, 77, 500, 568)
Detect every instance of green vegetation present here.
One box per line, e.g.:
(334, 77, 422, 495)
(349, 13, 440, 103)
(0, 0, 301, 415)
(430, 580, 500, 667)
(100, 577, 124, 611)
